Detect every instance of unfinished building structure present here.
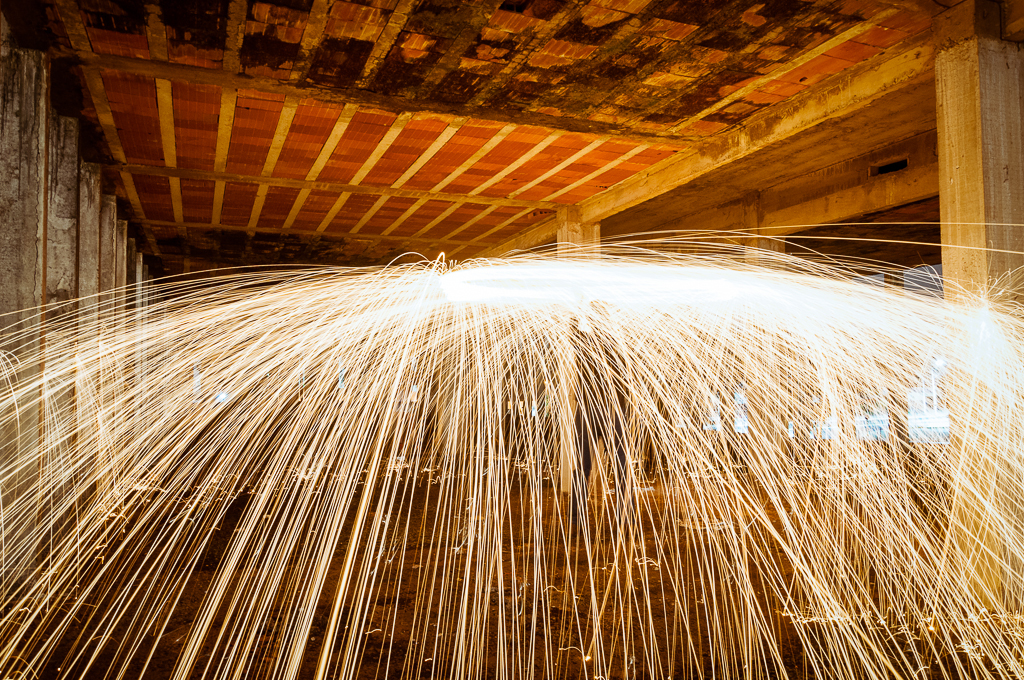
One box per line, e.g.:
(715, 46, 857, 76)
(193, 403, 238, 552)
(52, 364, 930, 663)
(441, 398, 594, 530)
(0, 0, 1018, 296)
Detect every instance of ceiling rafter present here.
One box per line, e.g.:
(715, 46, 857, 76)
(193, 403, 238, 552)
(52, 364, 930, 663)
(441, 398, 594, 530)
(507, 137, 611, 199)
(392, 117, 466, 189)
(282, 103, 363, 229)
(431, 123, 517, 192)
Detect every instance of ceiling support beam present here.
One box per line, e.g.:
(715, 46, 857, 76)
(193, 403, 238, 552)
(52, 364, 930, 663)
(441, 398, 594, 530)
(596, 133, 939, 242)
(479, 36, 934, 257)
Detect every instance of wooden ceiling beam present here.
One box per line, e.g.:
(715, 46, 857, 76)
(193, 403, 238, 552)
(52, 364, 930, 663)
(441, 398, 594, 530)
(247, 96, 301, 229)
(115, 164, 561, 209)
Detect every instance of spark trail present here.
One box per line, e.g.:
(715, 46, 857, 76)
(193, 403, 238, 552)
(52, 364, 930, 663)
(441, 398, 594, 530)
(0, 243, 1022, 680)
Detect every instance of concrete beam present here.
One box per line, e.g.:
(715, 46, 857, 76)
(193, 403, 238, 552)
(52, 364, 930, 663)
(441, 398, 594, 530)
(597, 133, 940, 246)
(935, 0, 1024, 296)
(47, 114, 79, 315)
(480, 36, 935, 257)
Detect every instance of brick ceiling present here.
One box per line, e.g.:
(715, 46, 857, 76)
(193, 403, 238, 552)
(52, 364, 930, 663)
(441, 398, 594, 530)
(29, 0, 931, 273)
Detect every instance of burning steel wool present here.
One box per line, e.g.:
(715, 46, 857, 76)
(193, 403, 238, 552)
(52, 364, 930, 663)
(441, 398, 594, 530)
(0, 244, 1023, 680)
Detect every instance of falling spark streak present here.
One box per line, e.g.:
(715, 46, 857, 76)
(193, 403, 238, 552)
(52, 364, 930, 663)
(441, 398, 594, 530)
(0, 243, 1023, 680)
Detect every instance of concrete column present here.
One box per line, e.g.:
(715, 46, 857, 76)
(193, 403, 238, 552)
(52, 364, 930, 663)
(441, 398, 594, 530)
(76, 163, 102, 515)
(115, 219, 127, 303)
(0, 49, 48, 334)
(0, 48, 49, 580)
(126, 237, 138, 305)
(936, 0, 1024, 298)
(553, 207, 599, 502)
(935, 0, 1024, 610)
(556, 206, 600, 257)
(78, 163, 101, 322)
(134, 252, 144, 308)
(99, 196, 116, 304)
(47, 114, 79, 318)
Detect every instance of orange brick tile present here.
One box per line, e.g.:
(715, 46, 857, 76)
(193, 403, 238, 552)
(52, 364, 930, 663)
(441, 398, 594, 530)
(221, 182, 260, 226)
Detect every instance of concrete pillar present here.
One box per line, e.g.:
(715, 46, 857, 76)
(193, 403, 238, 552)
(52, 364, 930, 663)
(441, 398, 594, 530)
(936, 0, 1024, 298)
(99, 196, 116, 304)
(134, 252, 144, 308)
(0, 49, 48, 334)
(556, 206, 600, 257)
(0, 48, 49, 580)
(78, 163, 101, 322)
(76, 163, 102, 514)
(46, 114, 79, 318)
(553, 205, 598, 496)
(126, 237, 138, 304)
(935, 0, 1024, 610)
(115, 219, 127, 303)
